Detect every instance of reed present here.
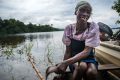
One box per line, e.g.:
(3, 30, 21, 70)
(2, 46, 14, 59)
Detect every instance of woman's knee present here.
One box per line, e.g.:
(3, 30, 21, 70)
(87, 68, 97, 76)
(77, 62, 87, 72)
(86, 63, 98, 77)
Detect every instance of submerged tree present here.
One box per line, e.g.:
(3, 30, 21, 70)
(112, 0, 120, 24)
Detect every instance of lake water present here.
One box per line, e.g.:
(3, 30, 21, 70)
(0, 31, 65, 80)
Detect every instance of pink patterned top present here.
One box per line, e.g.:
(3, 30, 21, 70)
(62, 22, 100, 47)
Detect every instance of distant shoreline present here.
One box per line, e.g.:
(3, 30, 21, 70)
(0, 18, 64, 35)
(112, 27, 120, 29)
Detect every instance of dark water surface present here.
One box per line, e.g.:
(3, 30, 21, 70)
(0, 31, 65, 80)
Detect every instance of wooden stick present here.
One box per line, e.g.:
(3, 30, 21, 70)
(28, 54, 45, 80)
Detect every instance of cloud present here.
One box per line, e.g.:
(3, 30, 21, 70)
(86, 0, 119, 27)
(0, 0, 118, 28)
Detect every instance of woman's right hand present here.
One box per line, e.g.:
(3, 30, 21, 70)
(55, 62, 68, 74)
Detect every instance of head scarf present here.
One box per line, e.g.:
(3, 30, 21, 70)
(75, 1, 92, 14)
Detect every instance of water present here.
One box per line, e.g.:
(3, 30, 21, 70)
(0, 31, 65, 80)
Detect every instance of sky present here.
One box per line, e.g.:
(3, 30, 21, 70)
(0, 0, 119, 28)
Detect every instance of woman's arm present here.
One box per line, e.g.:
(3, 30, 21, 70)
(56, 46, 71, 73)
(63, 46, 71, 60)
(64, 46, 92, 65)
(57, 46, 93, 72)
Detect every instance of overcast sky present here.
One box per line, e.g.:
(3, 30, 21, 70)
(0, 0, 119, 28)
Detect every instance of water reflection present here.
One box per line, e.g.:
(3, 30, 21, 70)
(0, 33, 53, 47)
(25, 33, 53, 41)
(0, 33, 53, 58)
(0, 31, 64, 80)
(0, 35, 25, 48)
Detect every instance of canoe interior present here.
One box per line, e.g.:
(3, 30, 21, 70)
(51, 71, 120, 80)
(95, 41, 120, 79)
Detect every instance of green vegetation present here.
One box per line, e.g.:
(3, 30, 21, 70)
(2, 46, 14, 59)
(0, 17, 62, 35)
(112, 0, 120, 24)
(112, 29, 120, 40)
(0, 42, 33, 59)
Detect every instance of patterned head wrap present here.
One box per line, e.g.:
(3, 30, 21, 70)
(75, 1, 92, 14)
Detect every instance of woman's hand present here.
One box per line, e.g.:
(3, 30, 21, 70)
(55, 62, 68, 74)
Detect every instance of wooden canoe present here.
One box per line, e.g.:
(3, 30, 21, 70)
(46, 64, 120, 80)
(47, 41, 120, 80)
(51, 70, 120, 80)
(95, 41, 120, 79)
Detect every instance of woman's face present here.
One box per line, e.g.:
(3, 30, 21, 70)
(76, 6, 91, 23)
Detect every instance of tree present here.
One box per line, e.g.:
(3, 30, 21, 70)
(112, 0, 120, 24)
(0, 18, 61, 34)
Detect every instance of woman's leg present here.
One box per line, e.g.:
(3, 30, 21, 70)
(85, 63, 98, 80)
(72, 62, 88, 80)
(71, 63, 78, 80)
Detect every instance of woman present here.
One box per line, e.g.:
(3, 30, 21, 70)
(57, 1, 100, 80)
(46, 1, 100, 80)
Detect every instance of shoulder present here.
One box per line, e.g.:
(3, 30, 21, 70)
(63, 24, 75, 46)
(89, 22, 99, 29)
(64, 23, 75, 30)
(89, 22, 99, 33)
(85, 22, 100, 47)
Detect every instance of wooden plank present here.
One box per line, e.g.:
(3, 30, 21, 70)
(98, 64, 120, 71)
(108, 71, 120, 80)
